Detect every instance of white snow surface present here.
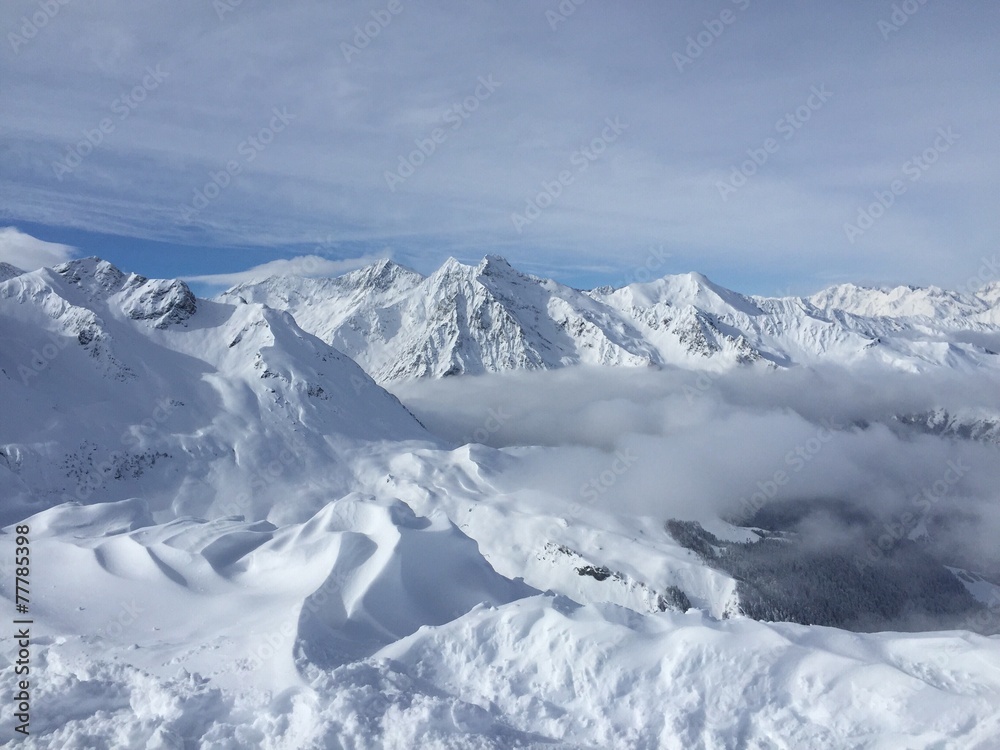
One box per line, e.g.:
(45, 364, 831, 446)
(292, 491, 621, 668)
(1, 258, 999, 748)
(0, 258, 428, 524)
(6, 487, 1000, 749)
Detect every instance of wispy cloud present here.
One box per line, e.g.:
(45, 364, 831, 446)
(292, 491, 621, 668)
(184, 253, 388, 288)
(0, 227, 76, 270)
(1, 2, 997, 290)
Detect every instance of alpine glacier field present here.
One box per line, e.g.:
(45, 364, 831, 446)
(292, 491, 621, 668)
(2, 257, 999, 748)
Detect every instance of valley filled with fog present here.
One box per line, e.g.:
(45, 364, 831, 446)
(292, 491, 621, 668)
(392, 364, 1000, 633)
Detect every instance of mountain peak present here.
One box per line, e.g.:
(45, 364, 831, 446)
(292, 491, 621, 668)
(55, 256, 128, 295)
(424, 257, 480, 286)
(51, 256, 197, 329)
(419, 255, 520, 284)
(680, 271, 710, 285)
(477, 255, 525, 284)
(978, 281, 1000, 306)
(477, 254, 513, 270)
(613, 271, 762, 316)
(438, 256, 470, 272)
(348, 257, 423, 290)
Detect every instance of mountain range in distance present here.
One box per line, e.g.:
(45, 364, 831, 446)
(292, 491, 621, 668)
(216, 254, 1000, 383)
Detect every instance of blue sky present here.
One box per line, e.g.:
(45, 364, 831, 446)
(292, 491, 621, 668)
(1, 0, 998, 296)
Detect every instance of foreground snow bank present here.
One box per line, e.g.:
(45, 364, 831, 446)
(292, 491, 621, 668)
(380, 596, 1000, 749)
(4, 594, 999, 749)
(5, 495, 1000, 748)
(0, 650, 545, 749)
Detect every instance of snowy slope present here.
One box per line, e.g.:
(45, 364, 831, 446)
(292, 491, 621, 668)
(218, 256, 1000, 382)
(0, 258, 429, 524)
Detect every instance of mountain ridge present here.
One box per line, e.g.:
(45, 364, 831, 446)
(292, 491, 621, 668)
(217, 255, 1000, 383)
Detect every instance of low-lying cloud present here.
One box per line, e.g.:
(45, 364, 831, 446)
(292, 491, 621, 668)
(390, 364, 1000, 582)
(186, 252, 390, 288)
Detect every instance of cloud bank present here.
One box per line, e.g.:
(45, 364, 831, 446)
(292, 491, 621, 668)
(391, 365, 1000, 585)
(0, 227, 76, 270)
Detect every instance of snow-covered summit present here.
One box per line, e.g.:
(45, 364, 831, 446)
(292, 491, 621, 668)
(46, 256, 199, 329)
(219, 254, 666, 381)
(808, 282, 990, 320)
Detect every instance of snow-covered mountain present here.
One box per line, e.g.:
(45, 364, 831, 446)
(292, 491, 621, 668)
(218, 256, 1000, 383)
(3, 257, 1000, 747)
(219, 256, 662, 382)
(0, 257, 428, 524)
(807, 282, 991, 320)
(895, 407, 1000, 445)
(980, 280, 1000, 307)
